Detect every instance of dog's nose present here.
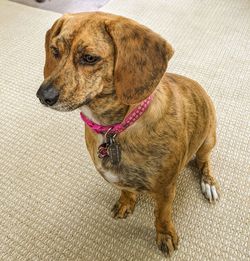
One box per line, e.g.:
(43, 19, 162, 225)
(36, 84, 59, 106)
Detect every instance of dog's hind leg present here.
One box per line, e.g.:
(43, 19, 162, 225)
(111, 190, 138, 219)
(196, 130, 220, 202)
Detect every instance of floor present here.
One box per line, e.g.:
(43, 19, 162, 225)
(10, 0, 110, 12)
(1, 0, 249, 260)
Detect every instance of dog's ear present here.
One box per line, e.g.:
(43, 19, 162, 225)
(105, 17, 174, 105)
(44, 16, 67, 78)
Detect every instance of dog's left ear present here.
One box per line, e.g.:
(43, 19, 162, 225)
(105, 17, 174, 105)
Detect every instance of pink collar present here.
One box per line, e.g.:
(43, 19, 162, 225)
(80, 95, 153, 135)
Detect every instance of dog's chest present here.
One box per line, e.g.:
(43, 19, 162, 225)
(97, 167, 120, 184)
(93, 134, 154, 192)
(94, 134, 121, 184)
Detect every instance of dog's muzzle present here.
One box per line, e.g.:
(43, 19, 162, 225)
(36, 84, 59, 106)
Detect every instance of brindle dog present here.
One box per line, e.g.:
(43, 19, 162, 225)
(37, 12, 220, 257)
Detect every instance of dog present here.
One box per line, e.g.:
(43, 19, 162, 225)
(36, 12, 220, 257)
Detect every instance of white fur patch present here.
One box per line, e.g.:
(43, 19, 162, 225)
(103, 170, 119, 183)
(80, 106, 100, 124)
(80, 105, 103, 145)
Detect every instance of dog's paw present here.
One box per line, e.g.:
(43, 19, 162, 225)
(111, 201, 135, 219)
(201, 178, 220, 202)
(156, 232, 179, 257)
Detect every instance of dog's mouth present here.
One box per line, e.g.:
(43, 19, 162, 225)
(49, 99, 91, 112)
(36, 84, 93, 112)
(37, 97, 91, 112)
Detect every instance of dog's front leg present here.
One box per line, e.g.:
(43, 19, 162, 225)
(153, 182, 179, 257)
(111, 190, 138, 219)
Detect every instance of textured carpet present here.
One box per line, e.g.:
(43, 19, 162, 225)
(0, 0, 249, 260)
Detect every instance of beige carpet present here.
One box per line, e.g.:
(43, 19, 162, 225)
(0, 0, 249, 260)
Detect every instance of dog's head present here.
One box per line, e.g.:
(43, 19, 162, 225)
(36, 12, 174, 111)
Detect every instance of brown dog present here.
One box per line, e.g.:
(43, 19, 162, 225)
(36, 12, 220, 257)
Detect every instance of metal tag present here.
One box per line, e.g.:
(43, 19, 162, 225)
(107, 135, 121, 165)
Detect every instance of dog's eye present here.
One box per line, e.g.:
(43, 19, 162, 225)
(80, 54, 100, 65)
(51, 47, 60, 59)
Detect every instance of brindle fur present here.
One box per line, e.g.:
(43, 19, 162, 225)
(38, 12, 219, 257)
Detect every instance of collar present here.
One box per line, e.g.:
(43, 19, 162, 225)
(80, 95, 153, 135)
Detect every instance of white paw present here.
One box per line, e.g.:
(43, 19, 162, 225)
(201, 181, 219, 202)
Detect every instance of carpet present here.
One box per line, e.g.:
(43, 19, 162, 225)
(0, 0, 249, 260)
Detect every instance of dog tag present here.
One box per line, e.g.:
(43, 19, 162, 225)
(98, 143, 108, 159)
(108, 135, 121, 165)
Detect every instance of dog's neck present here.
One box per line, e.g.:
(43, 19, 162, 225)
(79, 94, 129, 126)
